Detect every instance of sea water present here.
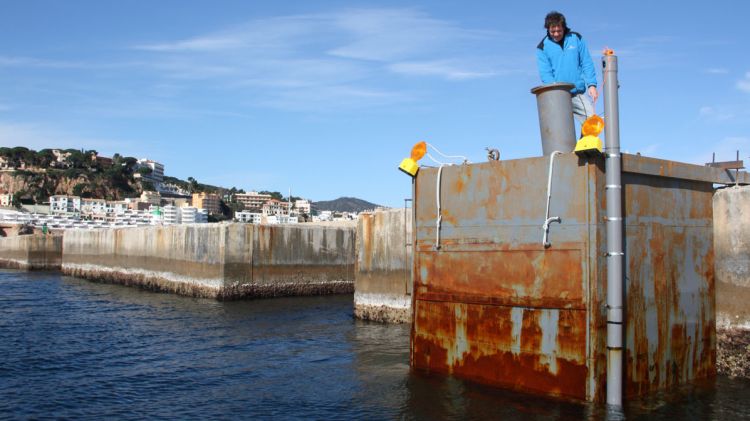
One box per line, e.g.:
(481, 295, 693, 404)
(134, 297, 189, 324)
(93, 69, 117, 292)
(1, 270, 748, 420)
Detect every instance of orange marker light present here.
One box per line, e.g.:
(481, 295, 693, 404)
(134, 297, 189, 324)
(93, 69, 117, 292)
(411, 141, 427, 161)
(399, 141, 428, 177)
(581, 115, 605, 137)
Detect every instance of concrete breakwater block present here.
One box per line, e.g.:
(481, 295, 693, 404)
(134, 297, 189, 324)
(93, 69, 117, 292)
(0, 234, 62, 270)
(714, 185, 750, 329)
(61, 223, 356, 299)
(355, 209, 412, 323)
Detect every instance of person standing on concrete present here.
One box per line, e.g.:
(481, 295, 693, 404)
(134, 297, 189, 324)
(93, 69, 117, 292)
(536, 11, 598, 124)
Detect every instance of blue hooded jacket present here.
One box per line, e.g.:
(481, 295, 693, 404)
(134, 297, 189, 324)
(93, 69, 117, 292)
(536, 31, 596, 94)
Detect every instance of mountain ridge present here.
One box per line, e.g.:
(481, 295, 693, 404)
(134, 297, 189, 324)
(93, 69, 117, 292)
(313, 197, 382, 213)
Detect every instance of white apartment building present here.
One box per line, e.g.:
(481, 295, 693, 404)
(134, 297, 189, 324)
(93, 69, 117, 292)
(235, 191, 272, 210)
(50, 195, 82, 214)
(135, 159, 165, 187)
(265, 214, 299, 225)
(108, 201, 129, 215)
(157, 205, 207, 224)
(162, 205, 179, 224)
(295, 199, 311, 215)
(235, 211, 262, 224)
(80, 198, 107, 216)
(179, 206, 208, 224)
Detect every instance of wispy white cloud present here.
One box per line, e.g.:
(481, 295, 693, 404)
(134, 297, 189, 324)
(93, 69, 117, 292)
(253, 85, 414, 112)
(0, 8, 509, 116)
(737, 72, 750, 93)
(0, 55, 87, 69)
(129, 8, 502, 111)
(699, 105, 735, 121)
(388, 60, 497, 80)
(705, 68, 728, 74)
(326, 8, 494, 61)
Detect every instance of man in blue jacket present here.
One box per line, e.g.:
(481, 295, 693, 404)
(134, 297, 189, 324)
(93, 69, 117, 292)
(536, 11, 598, 126)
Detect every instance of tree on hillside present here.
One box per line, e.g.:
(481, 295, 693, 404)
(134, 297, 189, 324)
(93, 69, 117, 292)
(187, 177, 203, 193)
(260, 190, 283, 201)
(63, 149, 88, 169)
(36, 149, 57, 167)
(141, 181, 155, 192)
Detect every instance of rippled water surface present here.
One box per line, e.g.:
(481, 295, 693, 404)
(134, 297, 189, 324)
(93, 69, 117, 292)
(1, 270, 749, 420)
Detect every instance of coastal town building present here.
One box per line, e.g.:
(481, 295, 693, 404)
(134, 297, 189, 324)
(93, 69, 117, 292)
(134, 159, 165, 188)
(157, 205, 207, 225)
(316, 210, 333, 222)
(158, 183, 190, 196)
(192, 192, 220, 215)
(0, 193, 11, 207)
(295, 199, 311, 215)
(50, 195, 81, 214)
(265, 214, 299, 224)
(140, 191, 162, 206)
(235, 191, 272, 209)
(91, 153, 113, 167)
(235, 211, 262, 224)
(51, 150, 72, 168)
(162, 205, 179, 224)
(262, 199, 290, 216)
(80, 198, 107, 217)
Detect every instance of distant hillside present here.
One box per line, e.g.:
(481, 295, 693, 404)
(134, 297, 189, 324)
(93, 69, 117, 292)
(314, 197, 382, 213)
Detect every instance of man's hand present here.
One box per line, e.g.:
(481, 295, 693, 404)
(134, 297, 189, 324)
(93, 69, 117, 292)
(588, 86, 599, 104)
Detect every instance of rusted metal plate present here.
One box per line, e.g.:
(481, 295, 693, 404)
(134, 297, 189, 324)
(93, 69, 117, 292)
(705, 160, 744, 170)
(412, 300, 588, 400)
(411, 154, 601, 401)
(623, 153, 749, 184)
(416, 245, 585, 309)
(622, 172, 716, 397)
(411, 153, 716, 403)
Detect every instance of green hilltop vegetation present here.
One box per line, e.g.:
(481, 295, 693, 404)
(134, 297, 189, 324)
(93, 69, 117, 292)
(0, 147, 143, 205)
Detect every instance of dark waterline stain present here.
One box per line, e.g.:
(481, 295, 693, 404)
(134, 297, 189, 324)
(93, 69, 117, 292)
(1, 269, 748, 420)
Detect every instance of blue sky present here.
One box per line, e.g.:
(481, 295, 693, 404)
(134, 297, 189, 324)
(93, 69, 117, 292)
(1, 1, 748, 207)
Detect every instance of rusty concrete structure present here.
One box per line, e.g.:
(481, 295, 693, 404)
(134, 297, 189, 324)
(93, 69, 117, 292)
(713, 185, 750, 328)
(355, 209, 412, 323)
(410, 153, 749, 402)
(62, 223, 356, 299)
(0, 234, 62, 270)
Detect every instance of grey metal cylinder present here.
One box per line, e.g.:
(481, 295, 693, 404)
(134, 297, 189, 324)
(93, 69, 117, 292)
(531, 83, 576, 156)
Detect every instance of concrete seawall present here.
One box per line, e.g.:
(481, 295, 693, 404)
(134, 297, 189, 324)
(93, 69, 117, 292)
(62, 223, 356, 299)
(0, 234, 62, 270)
(713, 186, 750, 377)
(355, 209, 412, 323)
(714, 186, 750, 327)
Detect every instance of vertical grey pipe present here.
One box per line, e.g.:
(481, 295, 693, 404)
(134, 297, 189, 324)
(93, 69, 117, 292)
(531, 83, 576, 156)
(603, 54, 623, 407)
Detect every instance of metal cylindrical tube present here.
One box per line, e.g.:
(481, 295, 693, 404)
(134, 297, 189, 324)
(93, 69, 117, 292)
(603, 54, 623, 408)
(531, 83, 576, 156)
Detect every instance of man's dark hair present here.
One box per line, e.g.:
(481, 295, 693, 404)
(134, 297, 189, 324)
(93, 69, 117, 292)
(544, 11, 568, 30)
